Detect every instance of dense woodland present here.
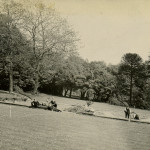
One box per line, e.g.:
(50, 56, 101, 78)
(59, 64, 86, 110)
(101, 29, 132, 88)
(0, 0, 150, 109)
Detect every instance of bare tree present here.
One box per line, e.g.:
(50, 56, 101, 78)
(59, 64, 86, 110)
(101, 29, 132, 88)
(20, 2, 78, 94)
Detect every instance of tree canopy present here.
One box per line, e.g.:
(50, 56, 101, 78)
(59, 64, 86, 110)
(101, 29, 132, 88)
(0, 0, 150, 109)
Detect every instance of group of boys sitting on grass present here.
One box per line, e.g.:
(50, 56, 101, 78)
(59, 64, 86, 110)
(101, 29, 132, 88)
(31, 97, 61, 112)
(31, 97, 140, 120)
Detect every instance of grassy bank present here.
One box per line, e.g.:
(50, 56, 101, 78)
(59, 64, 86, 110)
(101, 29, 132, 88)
(0, 104, 150, 150)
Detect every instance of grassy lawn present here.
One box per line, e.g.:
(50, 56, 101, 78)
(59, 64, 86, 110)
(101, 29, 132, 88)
(0, 101, 150, 150)
(32, 94, 150, 122)
(1, 92, 150, 121)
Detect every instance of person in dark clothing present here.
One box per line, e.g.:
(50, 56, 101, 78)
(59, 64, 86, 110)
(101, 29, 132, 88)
(31, 99, 39, 108)
(134, 113, 139, 120)
(51, 100, 57, 108)
(131, 112, 140, 120)
(47, 97, 61, 112)
(124, 106, 131, 119)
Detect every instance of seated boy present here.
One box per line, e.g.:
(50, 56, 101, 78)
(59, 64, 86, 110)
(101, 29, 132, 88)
(31, 99, 39, 108)
(131, 112, 140, 120)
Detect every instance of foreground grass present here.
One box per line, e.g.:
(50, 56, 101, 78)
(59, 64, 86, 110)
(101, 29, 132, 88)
(0, 104, 150, 150)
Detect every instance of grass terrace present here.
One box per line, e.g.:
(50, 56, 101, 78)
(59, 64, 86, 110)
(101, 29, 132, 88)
(0, 93, 150, 150)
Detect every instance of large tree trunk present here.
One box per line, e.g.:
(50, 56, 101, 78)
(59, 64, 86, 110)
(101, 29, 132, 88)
(80, 91, 86, 100)
(9, 71, 13, 93)
(129, 71, 133, 106)
(33, 73, 39, 94)
(63, 89, 68, 97)
(69, 88, 72, 98)
(9, 61, 13, 93)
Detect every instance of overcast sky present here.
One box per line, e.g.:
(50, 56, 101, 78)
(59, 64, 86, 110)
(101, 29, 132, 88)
(50, 0, 150, 65)
(20, 0, 150, 64)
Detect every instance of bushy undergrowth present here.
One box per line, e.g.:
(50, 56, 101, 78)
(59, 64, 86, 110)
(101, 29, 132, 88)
(66, 105, 85, 113)
(109, 97, 150, 110)
(0, 92, 29, 102)
(109, 97, 125, 106)
(65, 103, 94, 115)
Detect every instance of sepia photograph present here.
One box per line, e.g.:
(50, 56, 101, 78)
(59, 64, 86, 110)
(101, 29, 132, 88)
(0, 0, 150, 150)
